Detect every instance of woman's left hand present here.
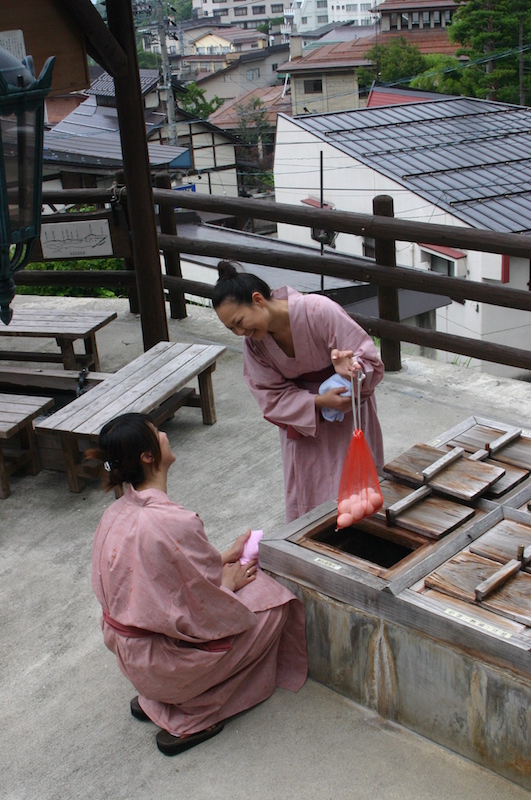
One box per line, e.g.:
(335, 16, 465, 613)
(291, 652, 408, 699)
(331, 349, 361, 378)
(221, 530, 251, 565)
(222, 559, 258, 591)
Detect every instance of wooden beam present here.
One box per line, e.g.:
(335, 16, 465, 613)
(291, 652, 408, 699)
(56, 0, 128, 78)
(105, 0, 169, 348)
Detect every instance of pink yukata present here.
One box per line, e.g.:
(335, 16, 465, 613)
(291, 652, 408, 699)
(243, 287, 384, 523)
(92, 486, 307, 736)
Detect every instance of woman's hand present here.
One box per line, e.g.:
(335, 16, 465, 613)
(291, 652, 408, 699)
(315, 386, 352, 413)
(331, 349, 361, 379)
(222, 559, 258, 592)
(221, 530, 251, 565)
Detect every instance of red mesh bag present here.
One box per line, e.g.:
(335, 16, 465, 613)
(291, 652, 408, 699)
(336, 371, 383, 529)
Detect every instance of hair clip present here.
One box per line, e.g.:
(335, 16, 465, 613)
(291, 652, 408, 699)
(103, 461, 112, 472)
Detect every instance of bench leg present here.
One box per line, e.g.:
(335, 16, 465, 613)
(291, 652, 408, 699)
(60, 434, 85, 493)
(56, 338, 78, 371)
(197, 364, 217, 425)
(84, 333, 101, 372)
(0, 446, 11, 499)
(19, 422, 41, 475)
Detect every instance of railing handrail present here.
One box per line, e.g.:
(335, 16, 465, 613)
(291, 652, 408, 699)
(42, 187, 531, 259)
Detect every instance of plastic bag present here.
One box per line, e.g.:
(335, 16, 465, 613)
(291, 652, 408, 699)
(336, 370, 383, 529)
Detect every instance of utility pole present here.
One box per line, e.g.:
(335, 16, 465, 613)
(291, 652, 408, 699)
(156, 0, 178, 145)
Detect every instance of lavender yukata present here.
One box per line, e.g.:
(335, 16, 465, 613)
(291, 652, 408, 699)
(92, 486, 307, 736)
(243, 287, 384, 522)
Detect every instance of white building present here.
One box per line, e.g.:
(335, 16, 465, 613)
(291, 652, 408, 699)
(284, 0, 384, 34)
(274, 98, 531, 378)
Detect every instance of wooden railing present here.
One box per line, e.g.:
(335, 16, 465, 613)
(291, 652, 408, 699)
(19, 185, 531, 373)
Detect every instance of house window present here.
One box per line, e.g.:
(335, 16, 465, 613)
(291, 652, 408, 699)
(317, 14, 328, 22)
(401, 12, 409, 28)
(301, 16, 307, 23)
(411, 11, 419, 27)
(251, 42, 259, 47)
(214, 8, 229, 14)
(223, 75, 232, 81)
(433, 10, 441, 26)
(271, 3, 284, 10)
(444, 9, 452, 24)
(304, 78, 322, 93)
(431, 254, 454, 277)
(363, 238, 375, 259)
(316, 0, 327, 7)
(360, 2, 371, 8)
(246, 68, 260, 79)
(346, 4, 357, 10)
(272, 63, 278, 71)
(253, 5, 266, 12)
(234, 5, 247, 13)
(422, 10, 430, 26)
(390, 12, 398, 29)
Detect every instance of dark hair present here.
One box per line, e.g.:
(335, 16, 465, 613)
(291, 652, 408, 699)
(212, 260, 272, 310)
(85, 413, 161, 490)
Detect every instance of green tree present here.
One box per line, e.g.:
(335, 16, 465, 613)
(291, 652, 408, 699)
(235, 97, 275, 191)
(136, 47, 162, 68)
(178, 82, 224, 118)
(359, 37, 427, 87)
(449, 0, 531, 102)
(409, 54, 480, 96)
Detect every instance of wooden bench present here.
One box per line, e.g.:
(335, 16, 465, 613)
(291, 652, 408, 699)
(0, 309, 117, 371)
(35, 341, 226, 492)
(0, 393, 55, 498)
(0, 365, 111, 393)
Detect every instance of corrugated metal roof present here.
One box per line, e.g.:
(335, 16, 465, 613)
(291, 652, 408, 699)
(284, 98, 531, 233)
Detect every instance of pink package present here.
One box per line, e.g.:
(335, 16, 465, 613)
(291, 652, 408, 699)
(240, 530, 264, 566)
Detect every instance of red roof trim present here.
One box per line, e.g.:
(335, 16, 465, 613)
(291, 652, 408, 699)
(418, 243, 466, 260)
(301, 197, 335, 209)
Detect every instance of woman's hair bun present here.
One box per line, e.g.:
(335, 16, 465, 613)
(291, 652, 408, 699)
(217, 260, 239, 281)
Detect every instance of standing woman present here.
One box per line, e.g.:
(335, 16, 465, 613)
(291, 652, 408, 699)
(90, 413, 307, 756)
(213, 262, 384, 523)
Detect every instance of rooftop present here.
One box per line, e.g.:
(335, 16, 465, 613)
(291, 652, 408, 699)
(281, 97, 531, 233)
(208, 85, 292, 129)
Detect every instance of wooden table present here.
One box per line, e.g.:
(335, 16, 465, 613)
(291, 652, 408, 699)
(0, 309, 117, 371)
(0, 393, 54, 498)
(35, 341, 226, 492)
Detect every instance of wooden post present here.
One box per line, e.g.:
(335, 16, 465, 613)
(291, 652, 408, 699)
(154, 173, 187, 319)
(115, 169, 139, 315)
(105, 0, 168, 349)
(373, 195, 401, 372)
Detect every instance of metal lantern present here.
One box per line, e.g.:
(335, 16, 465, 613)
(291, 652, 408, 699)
(0, 46, 54, 324)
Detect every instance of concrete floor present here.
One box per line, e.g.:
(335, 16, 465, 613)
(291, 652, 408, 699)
(1, 295, 530, 799)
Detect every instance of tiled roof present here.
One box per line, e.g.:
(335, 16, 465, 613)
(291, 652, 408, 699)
(378, 0, 457, 9)
(367, 86, 454, 107)
(277, 28, 457, 73)
(209, 86, 292, 129)
(282, 98, 531, 233)
(86, 69, 160, 98)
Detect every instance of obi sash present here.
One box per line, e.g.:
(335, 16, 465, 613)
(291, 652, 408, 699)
(102, 608, 233, 651)
(265, 364, 336, 440)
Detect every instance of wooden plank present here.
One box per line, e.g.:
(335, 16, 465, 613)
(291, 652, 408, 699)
(488, 428, 523, 455)
(470, 518, 531, 568)
(0, 367, 110, 392)
(1, 310, 117, 337)
(421, 447, 464, 482)
(383, 444, 505, 501)
(483, 459, 528, 498)
(383, 505, 497, 596)
(378, 480, 475, 538)
(425, 549, 531, 626)
(35, 342, 190, 432)
(475, 559, 522, 601)
(409, 589, 531, 642)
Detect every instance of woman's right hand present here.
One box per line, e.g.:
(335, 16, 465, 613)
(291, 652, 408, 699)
(222, 559, 257, 592)
(315, 386, 352, 412)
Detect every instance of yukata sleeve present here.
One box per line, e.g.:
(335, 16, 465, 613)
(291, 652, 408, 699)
(311, 296, 384, 401)
(243, 342, 319, 438)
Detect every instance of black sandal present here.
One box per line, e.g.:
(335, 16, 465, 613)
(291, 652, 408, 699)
(156, 721, 224, 756)
(130, 696, 150, 722)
